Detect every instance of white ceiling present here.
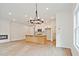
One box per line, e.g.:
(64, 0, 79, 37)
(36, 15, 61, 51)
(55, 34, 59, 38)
(0, 3, 75, 25)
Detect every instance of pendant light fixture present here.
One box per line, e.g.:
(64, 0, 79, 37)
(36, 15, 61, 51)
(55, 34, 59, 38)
(30, 3, 44, 24)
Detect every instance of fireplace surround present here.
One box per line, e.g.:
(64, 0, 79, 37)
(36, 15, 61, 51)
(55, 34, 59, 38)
(0, 35, 8, 40)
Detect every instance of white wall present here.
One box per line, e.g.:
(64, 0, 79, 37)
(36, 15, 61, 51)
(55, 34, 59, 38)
(0, 19, 33, 43)
(10, 22, 34, 41)
(10, 22, 28, 41)
(0, 19, 10, 43)
(56, 11, 73, 48)
(56, 11, 79, 55)
(25, 26, 34, 35)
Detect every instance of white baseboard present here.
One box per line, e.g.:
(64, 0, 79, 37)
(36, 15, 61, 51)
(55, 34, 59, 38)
(0, 39, 24, 43)
(0, 40, 10, 43)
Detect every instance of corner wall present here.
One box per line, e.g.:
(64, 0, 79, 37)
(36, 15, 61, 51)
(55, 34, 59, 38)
(56, 11, 73, 48)
(0, 19, 32, 43)
(56, 11, 78, 55)
(0, 19, 10, 43)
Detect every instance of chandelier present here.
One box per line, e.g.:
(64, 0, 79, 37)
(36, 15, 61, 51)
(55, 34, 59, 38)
(30, 3, 44, 24)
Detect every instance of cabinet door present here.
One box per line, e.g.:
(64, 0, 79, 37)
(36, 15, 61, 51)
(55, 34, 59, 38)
(45, 28, 51, 40)
(39, 36, 46, 44)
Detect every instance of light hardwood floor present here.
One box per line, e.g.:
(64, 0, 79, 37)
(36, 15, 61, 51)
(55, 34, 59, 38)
(0, 40, 71, 56)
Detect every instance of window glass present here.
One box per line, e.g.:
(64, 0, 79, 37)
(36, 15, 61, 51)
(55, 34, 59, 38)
(77, 10, 79, 27)
(75, 4, 79, 49)
(76, 28, 79, 48)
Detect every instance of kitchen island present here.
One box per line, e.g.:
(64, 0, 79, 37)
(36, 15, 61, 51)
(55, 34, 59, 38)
(25, 35, 47, 44)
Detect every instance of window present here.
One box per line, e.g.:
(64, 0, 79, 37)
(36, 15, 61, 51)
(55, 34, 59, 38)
(74, 4, 79, 50)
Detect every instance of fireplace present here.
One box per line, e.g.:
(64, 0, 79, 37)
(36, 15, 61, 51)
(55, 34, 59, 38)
(0, 35, 8, 40)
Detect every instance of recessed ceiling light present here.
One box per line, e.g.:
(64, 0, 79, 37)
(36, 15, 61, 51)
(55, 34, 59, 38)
(8, 12, 12, 15)
(46, 8, 49, 10)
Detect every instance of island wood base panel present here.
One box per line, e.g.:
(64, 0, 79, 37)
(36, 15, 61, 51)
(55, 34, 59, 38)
(25, 35, 47, 44)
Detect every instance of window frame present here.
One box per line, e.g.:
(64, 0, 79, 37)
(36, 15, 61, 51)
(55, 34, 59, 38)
(74, 4, 79, 51)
